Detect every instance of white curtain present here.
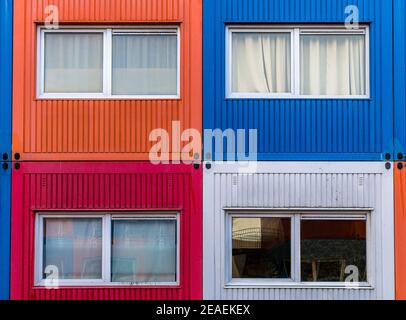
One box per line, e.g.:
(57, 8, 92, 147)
(300, 34, 366, 96)
(111, 220, 177, 283)
(112, 35, 178, 95)
(44, 33, 104, 93)
(232, 32, 291, 93)
(43, 218, 103, 280)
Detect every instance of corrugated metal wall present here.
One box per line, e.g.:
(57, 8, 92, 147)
(203, 0, 394, 160)
(203, 162, 394, 300)
(0, 0, 12, 160)
(10, 162, 202, 300)
(394, 0, 406, 159)
(12, 0, 202, 161)
(395, 162, 406, 300)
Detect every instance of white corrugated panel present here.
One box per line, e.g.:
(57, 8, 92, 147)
(203, 162, 394, 300)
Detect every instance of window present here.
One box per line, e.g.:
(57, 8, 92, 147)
(35, 213, 179, 286)
(37, 27, 180, 99)
(227, 26, 369, 99)
(232, 217, 291, 279)
(300, 218, 367, 283)
(231, 32, 292, 94)
(228, 211, 370, 287)
(44, 33, 104, 94)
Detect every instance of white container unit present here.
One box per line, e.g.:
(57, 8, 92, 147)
(203, 162, 394, 300)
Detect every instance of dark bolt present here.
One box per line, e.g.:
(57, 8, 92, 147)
(385, 162, 391, 170)
(14, 153, 21, 161)
(2, 153, 8, 161)
(398, 153, 404, 160)
(15, 163, 20, 170)
(2, 163, 8, 171)
(206, 163, 212, 170)
(385, 153, 391, 161)
(398, 163, 404, 170)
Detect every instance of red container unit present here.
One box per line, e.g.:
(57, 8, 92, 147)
(10, 162, 202, 300)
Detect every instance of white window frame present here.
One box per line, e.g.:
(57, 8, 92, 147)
(37, 26, 181, 100)
(226, 210, 372, 289)
(34, 212, 180, 287)
(226, 25, 370, 100)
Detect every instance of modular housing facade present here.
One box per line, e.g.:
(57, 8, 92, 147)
(203, 0, 394, 161)
(10, 162, 202, 300)
(0, 0, 13, 300)
(203, 162, 394, 300)
(1, 0, 406, 301)
(12, 0, 202, 161)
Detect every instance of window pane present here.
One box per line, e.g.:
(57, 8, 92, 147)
(43, 218, 103, 280)
(301, 219, 367, 282)
(44, 33, 104, 93)
(112, 34, 178, 95)
(231, 32, 291, 94)
(300, 34, 366, 95)
(111, 219, 177, 283)
(232, 217, 291, 279)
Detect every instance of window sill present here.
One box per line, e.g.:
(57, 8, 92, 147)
(34, 282, 181, 288)
(36, 95, 182, 101)
(224, 281, 373, 290)
(226, 94, 371, 101)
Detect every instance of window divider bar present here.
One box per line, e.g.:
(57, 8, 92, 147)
(104, 29, 113, 97)
(293, 28, 301, 96)
(293, 214, 301, 283)
(103, 215, 112, 283)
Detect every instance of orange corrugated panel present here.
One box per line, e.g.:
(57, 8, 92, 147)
(12, 0, 202, 161)
(396, 163, 406, 300)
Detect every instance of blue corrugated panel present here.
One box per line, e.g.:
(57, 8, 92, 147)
(203, 0, 394, 161)
(0, 0, 12, 160)
(0, 0, 12, 300)
(394, 0, 406, 159)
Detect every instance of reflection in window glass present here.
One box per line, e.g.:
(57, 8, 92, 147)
(232, 217, 291, 279)
(301, 219, 367, 282)
(231, 32, 291, 94)
(111, 219, 177, 283)
(43, 218, 103, 280)
(44, 33, 104, 93)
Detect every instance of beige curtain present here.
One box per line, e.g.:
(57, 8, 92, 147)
(300, 34, 366, 96)
(112, 34, 178, 95)
(232, 32, 291, 93)
(44, 33, 104, 93)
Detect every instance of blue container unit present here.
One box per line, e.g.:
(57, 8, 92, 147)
(394, 0, 406, 159)
(203, 0, 394, 161)
(0, 0, 12, 300)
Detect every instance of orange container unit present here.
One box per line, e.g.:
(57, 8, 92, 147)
(12, 0, 202, 161)
(396, 163, 406, 300)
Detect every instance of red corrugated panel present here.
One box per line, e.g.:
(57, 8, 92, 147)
(10, 162, 202, 300)
(12, 0, 202, 161)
